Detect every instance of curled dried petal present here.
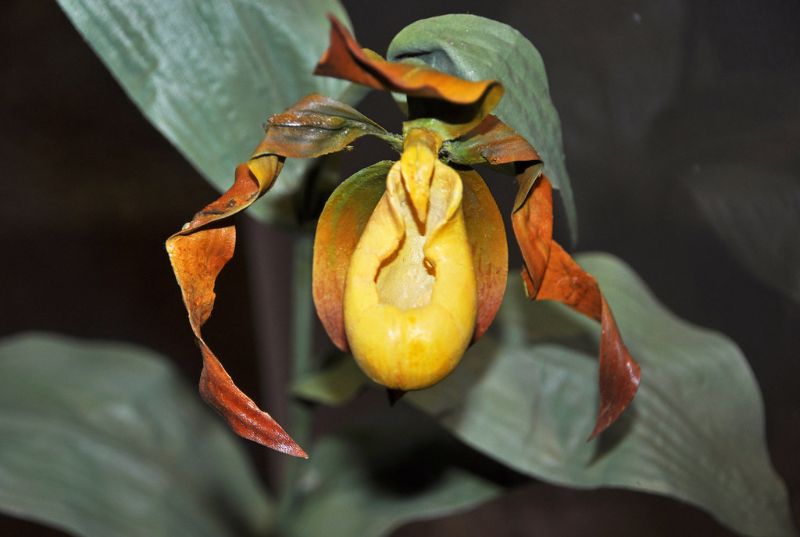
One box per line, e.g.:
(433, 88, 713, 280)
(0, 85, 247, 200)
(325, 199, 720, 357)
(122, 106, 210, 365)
(167, 159, 306, 456)
(315, 16, 502, 136)
(513, 174, 641, 438)
(199, 342, 307, 458)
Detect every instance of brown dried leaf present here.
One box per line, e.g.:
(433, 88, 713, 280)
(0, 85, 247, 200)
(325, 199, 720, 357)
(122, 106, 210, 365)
(166, 159, 306, 456)
(513, 175, 641, 438)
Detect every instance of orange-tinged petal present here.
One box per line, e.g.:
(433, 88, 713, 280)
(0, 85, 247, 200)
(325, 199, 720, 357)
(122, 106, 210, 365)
(166, 159, 306, 456)
(344, 158, 477, 390)
(459, 168, 508, 341)
(313, 161, 393, 351)
(513, 174, 641, 438)
(315, 16, 502, 121)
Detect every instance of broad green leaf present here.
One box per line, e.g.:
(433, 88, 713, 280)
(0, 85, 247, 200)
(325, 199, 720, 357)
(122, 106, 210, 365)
(687, 163, 800, 303)
(408, 254, 795, 537)
(387, 14, 577, 242)
(0, 333, 273, 537)
(292, 354, 367, 406)
(56, 0, 359, 225)
(282, 407, 501, 537)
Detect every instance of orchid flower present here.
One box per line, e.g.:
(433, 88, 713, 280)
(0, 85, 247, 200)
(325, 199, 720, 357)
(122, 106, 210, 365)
(166, 17, 640, 458)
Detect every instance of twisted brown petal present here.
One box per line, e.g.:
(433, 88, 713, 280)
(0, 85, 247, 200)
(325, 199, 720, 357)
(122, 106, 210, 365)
(513, 175, 641, 439)
(512, 169, 552, 296)
(314, 16, 502, 132)
(166, 159, 307, 457)
(200, 343, 307, 457)
(446, 115, 637, 431)
(166, 226, 235, 338)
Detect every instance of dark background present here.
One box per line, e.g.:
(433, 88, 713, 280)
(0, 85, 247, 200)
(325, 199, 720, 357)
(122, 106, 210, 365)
(2, 0, 798, 535)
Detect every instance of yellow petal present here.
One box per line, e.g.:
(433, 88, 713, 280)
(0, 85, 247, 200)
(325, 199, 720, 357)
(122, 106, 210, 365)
(399, 128, 441, 224)
(344, 158, 477, 390)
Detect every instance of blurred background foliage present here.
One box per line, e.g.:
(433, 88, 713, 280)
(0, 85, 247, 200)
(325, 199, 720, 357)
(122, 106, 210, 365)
(1, 0, 798, 535)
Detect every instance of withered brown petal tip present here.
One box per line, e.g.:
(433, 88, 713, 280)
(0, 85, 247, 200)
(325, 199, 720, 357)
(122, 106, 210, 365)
(199, 343, 308, 457)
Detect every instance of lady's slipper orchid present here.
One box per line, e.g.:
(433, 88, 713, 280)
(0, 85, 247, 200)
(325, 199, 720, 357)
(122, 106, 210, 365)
(166, 16, 640, 458)
(342, 131, 479, 390)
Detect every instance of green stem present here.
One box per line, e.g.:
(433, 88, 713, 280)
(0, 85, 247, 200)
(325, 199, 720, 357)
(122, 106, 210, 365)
(277, 232, 315, 517)
(289, 231, 314, 448)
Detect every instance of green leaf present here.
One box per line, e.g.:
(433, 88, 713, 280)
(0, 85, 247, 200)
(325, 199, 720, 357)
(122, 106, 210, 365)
(687, 163, 800, 303)
(408, 254, 795, 537)
(292, 354, 367, 406)
(282, 406, 501, 537)
(0, 332, 273, 537)
(387, 14, 577, 242)
(56, 0, 359, 226)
